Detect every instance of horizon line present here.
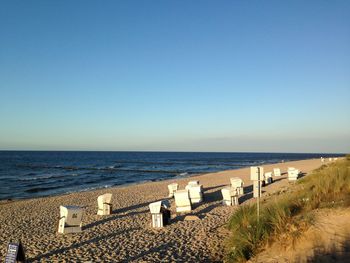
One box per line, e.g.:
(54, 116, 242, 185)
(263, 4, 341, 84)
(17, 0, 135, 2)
(0, 149, 346, 155)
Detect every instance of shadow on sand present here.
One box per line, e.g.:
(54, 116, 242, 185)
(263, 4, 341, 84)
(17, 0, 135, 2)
(302, 239, 350, 262)
(29, 228, 140, 261)
(84, 199, 166, 230)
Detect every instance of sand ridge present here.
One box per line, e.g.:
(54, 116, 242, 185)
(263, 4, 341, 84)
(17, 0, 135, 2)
(0, 158, 325, 262)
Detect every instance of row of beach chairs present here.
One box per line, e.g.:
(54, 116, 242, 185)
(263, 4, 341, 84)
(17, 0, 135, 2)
(58, 166, 302, 232)
(320, 157, 338, 163)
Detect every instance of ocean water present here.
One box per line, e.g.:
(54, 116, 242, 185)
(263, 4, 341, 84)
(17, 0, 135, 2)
(0, 151, 342, 200)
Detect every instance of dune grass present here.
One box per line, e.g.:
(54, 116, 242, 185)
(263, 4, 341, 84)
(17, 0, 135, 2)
(225, 157, 350, 262)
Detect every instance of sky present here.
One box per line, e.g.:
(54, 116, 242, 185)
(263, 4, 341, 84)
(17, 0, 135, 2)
(0, 1, 349, 153)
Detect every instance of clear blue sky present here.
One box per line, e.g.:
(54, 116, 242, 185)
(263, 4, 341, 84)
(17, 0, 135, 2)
(0, 1, 349, 153)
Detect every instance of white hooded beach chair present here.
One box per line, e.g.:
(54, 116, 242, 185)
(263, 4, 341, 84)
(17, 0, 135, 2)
(97, 193, 113, 215)
(167, 183, 178, 197)
(58, 205, 83, 234)
(287, 167, 299, 181)
(273, 168, 281, 177)
(174, 189, 192, 213)
(250, 166, 264, 181)
(221, 186, 239, 206)
(187, 185, 203, 204)
(149, 200, 171, 228)
(230, 177, 244, 195)
(264, 172, 273, 185)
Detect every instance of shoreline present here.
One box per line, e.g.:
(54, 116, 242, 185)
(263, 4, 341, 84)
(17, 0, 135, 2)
(0, 158, 330, 261)
(0, 157, 334, 204)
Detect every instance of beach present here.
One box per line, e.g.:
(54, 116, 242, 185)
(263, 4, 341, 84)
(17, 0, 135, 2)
(0, 158, 325, 262)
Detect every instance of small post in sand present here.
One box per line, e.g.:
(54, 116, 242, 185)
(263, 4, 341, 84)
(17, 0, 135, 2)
(250, 166, 263, 222)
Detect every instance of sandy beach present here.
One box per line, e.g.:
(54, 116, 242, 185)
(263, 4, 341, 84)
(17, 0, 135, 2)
(0, 158, 325, 262)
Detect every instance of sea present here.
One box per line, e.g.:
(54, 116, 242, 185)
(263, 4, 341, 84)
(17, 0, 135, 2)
(0, 151, 343, 200)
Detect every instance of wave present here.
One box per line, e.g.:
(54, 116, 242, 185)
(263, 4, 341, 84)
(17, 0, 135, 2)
(25, 185, 60, 193)
(16, 164, 124, 171)
(114, 168, 181, 174)
(19, 174, 68, 181)
(113, 160, 215, 166)
(18, 164, 190, 175)
(64, 184, 112, 195)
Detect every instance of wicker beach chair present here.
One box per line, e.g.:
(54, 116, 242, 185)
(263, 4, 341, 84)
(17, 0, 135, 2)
(230, 177, 244, 195)
(264, 172, 273, 184)
(97, 193, 113, 215)
(174, 189, 192, 213)
(221, 186, 239, 206)
(287, 167, 299, 181)
(58, 205, 83, 234)
(273, 168, 281, 177)
(149, 200, 171, 228)
(187, 185, 203, 203)
(167, 183, 178, 198)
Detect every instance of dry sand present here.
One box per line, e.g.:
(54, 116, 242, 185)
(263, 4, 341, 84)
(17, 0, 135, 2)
(0, 158, 326, 262)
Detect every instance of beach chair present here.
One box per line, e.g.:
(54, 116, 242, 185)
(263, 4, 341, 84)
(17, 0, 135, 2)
(187, 185, 203, 204)
(264, 172, 273, 184)
(167, 183, 179, 198)
(273, 168, 281, 177)
(58, 205, 83, 234)
(221, 186, 239, 206)
(250, 166, 264, 181)
(97, 193, 113, 215)
(287, 167, 299, 181)
(174, 189, 192, 213)
(149, 200, 171, 228)
(230, 177, 244, 195)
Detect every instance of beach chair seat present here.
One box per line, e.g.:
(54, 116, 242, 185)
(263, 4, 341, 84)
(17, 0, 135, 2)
(58, 205, 83, 234)
(167, 183, 178, 198)
(221, 186, 239, 206)
(149, 200, 171, 228)
(174, 189, 192, 213)
(230, 177, 244, 195)
(97, 193, 113, 215)
(187, 185, 203, 204)
(273, 168, 281, 177)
